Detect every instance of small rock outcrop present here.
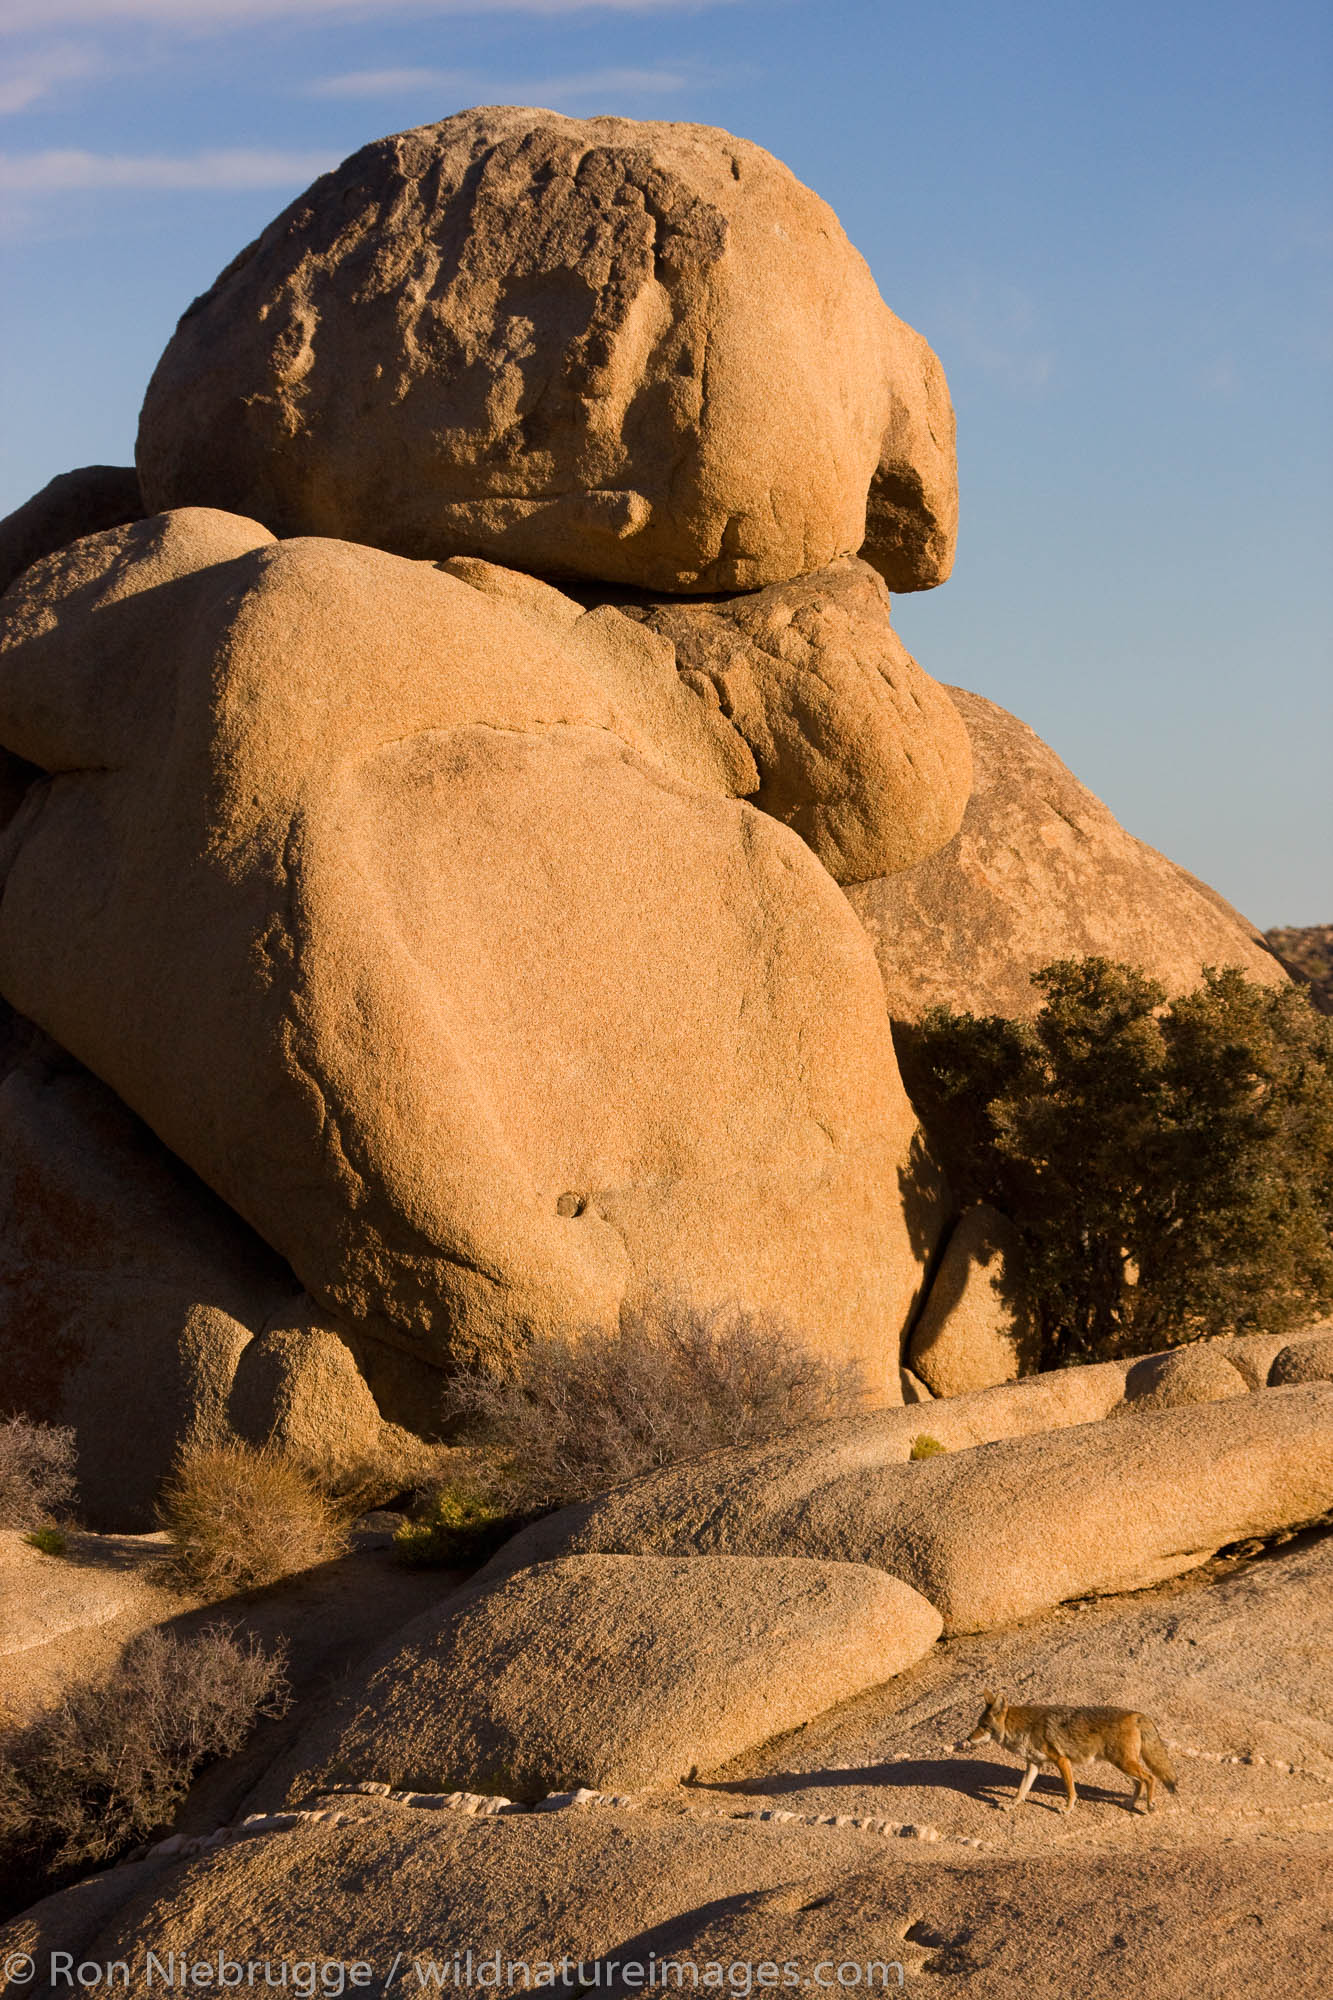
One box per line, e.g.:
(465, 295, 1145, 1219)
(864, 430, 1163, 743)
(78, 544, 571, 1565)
(907, 1204, 1033, 1397)
(611, 558, 972, 884)
(1122, 1344, 1250, 1411)
(136, 109, 955, 595)
(849, 686, 1288, 1019)
(1269, 1329, 1333, 1386)
(0, 1014, 416, 1527)
(279, 1554, 943, 1797)
(0, 464, 143, 598)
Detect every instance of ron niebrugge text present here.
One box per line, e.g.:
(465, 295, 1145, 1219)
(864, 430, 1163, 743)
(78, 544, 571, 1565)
(16, 1951, 907, 1994)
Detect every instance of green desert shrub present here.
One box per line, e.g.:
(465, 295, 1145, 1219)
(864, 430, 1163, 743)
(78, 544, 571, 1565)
(897, 959, 1333, 1368)
(444, 1297, 867, 1513)
(0, 1624, 288, 1906)
(909, 1434, 948, 1459)
(394, 1473, 525, 1569)
(0, 1415, 77, 1531)
(157, 1441, 347, 1595)
(23, 1525, 67, 1557)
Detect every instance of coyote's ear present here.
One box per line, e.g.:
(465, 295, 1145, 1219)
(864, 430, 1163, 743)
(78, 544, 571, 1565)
(982, 1689, 996, 1704)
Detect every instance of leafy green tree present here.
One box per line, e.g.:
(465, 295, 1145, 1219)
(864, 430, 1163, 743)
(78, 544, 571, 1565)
(898, 959, 1333, 1367)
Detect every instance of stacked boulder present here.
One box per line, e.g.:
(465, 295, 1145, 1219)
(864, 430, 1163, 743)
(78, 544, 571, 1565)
(0, 110, 978, 1519)
(0, 110, 1294, 1521)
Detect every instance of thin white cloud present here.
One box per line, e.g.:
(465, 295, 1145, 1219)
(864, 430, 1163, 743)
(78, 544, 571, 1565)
(0, 1, 719, 29)
(0, 146, 338, 190)
(305, 66, 470, 99)
(0, 39, 99, 111)
(306, 62, 691, 102)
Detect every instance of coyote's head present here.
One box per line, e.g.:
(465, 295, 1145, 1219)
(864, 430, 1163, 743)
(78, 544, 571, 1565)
(967, 1690, 1008, 1744)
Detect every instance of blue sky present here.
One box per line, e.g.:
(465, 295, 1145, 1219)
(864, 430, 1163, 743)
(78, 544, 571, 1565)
(1, 0, 1329, 926)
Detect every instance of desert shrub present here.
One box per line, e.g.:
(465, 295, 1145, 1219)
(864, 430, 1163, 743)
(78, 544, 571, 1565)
(394, 1472, 526, 1568)
(0, 1415, 77, 1530)
(24, 1525, 67, 1556)
(0, 1624, 288, 1898)
(157, 1441, 347, 1594)
(909, 1434, 948, 1459)
(445, 1297, 868, 1512)
(898, 959, 1333, 1368)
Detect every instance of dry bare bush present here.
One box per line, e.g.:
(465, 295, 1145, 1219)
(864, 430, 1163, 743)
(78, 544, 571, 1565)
(0, 1415, 76, 1530)
(0, 1624, 288, 1896)
(445, 1298, 868, 1513)
(157, 1441, 347, 1595)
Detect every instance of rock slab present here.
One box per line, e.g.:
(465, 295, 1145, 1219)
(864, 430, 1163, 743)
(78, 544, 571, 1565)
(481, 1386, 1333, 1636)
(281, 1554, 943, 1797)
(849, 687, 1288, 1019)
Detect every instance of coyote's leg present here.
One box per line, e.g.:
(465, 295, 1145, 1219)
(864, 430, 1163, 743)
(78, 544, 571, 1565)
(1054, 1754, 1077, 1813)
(1004, 1762, 1041, 1810)
(1125, 1759, 1155, 1811)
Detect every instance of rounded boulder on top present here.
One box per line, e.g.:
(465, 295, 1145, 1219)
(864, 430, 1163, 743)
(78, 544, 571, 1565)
(135, 106, 957, 596)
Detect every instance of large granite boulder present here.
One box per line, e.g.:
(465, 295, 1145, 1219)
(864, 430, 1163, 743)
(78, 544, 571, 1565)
(277, 1554, 943, 1798)
(610, 557, 972, 884)
(849, 687, 1287, 1019)
(0, 510, 932, 1398)
(136, 108, 955, 595)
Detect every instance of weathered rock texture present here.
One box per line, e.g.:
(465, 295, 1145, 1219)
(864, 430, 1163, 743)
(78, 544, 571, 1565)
(475, 1354, 1154, 1581)
(610, 558, 971, 884)
(0, 1024, 283, 1529)
(0, 1530, 166, 1661)
(1122, 1344, 1250, 1411)
(849, 688, 1288, 1019)
(480, 1385, 1333, 1634)
(2, 1811, 900, 1996)
(907, 1203, 1032, 1397)
(0, 465, 143, 598)
(0, 511, 933, 1399)
(281, 1554, 943, 1798)
(861, 326, 958, 592)
(1270, 1329, 1333, 1386)
(136, 108, 954, 595)
(0, 1016, 411, 1528)
(598, 1849, 1333, 2000)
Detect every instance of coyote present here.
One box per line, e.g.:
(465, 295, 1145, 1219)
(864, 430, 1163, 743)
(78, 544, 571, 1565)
(966, 1690, 1178, 1814)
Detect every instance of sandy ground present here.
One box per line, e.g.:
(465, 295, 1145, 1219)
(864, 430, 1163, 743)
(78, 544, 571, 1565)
(3, 1523, 1331, 1997)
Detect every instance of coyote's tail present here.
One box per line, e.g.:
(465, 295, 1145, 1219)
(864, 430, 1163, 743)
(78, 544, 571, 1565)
(1140, 1718, 1178, 1791)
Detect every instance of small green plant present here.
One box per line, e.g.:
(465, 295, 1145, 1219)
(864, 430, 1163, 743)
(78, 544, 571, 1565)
(23, 1526, 66, 1556)
(394, 1480, 522, 1568)
(909, 1434, 948, 1459)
